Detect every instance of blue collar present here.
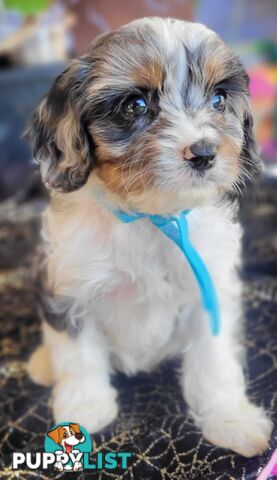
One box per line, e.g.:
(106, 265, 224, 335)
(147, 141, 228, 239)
(113, 209, 221, 336)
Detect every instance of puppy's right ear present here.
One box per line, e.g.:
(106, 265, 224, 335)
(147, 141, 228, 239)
(27, 59, 95, 192)
(69, 423, 81, 434)
(47, 426, 62, 444)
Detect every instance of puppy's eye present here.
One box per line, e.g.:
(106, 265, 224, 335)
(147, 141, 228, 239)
(63, 432, 68, 438)
(211, 92, 226, 112)
(122, 96, 148, 117)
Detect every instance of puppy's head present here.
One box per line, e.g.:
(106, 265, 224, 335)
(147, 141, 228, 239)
(28, 18, 260, 213)
(47, 423, 85, 450)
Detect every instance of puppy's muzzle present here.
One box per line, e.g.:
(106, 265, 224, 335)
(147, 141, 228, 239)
(184, 140, 216, 171)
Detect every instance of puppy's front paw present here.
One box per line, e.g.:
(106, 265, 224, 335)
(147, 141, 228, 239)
(53, 380, 118, 434)
(199, 400, 273, 457)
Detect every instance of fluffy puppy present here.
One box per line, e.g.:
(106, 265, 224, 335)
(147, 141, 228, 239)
(27, 18, 273, 457)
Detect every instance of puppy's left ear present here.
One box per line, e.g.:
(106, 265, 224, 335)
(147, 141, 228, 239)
(27, 59, 95, 192)
(241, 109, 262, 180)
(47, 426, 62, 444)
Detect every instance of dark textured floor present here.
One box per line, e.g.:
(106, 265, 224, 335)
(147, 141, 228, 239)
(0, 177, 276, 479)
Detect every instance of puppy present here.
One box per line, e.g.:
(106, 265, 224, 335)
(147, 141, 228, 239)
(27, 18, 273, 457)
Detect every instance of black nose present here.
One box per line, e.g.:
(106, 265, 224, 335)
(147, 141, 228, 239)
(190, 141, 216, 157)
(75, 433, 83, 440)
(188, 141, 216, 171)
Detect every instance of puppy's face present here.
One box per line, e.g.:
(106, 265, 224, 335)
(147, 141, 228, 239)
(29, 18, 260, 213)
(47, 423, 85, 451)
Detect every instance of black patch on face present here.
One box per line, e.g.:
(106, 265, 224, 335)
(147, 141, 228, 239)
(86, 87, 160, 145)
(214, 73, 248, 97)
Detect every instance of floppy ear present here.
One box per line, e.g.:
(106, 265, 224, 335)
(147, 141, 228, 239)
(69, 423, 81, 433)
(47, 426, 62, 444)
(28, 59, 95, 192)
(241, 109, 262, 181)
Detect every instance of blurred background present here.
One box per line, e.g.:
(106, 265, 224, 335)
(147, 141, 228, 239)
(0, 0, 276, 200)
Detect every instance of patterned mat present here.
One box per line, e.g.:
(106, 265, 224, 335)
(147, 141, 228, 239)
(0, 177, 276, 479)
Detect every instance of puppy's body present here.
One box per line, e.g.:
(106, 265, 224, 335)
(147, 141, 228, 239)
(43, 178, 241, 373)
(27, 18, 273, 457)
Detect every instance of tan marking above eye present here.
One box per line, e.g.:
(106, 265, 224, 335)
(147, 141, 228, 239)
(129, 60, 164, 89)
(202, 44, 230, 88)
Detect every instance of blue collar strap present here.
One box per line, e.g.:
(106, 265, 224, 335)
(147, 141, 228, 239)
(113, 209, 221, 336)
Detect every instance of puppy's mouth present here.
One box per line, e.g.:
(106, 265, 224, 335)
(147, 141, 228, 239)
(64, 442, 73, 454)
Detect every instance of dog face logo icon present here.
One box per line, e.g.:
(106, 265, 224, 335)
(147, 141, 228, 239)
(45, 422, 92, 472)
(48, 423, 85, 454)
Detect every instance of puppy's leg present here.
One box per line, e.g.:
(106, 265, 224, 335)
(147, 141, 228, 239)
(181, 287, 273, 457)
(43, 322, 118, 434)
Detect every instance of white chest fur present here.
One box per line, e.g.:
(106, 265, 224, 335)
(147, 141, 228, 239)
(44, 196, 240, 374)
